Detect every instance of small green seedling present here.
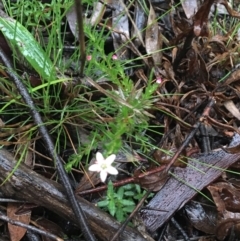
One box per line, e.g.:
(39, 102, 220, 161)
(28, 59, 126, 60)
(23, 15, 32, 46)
(97, 181, 152, 222)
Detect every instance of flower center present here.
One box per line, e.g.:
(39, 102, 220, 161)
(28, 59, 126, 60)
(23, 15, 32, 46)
(101, 163, 107, 170)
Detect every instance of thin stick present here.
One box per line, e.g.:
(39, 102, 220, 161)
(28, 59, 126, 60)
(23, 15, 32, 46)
(74, 0, 86, 77)
(77, 165, 166, 196)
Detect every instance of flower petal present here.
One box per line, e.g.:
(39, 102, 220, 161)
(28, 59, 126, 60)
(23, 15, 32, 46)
(107, 166, 118, 175)
(96, 152, 104, 164)
(88, 164, 101, 172)
(100, 171, 108, 182)
(105, 154, 116, 165)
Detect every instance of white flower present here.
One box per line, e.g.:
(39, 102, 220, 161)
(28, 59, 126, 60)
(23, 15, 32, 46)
(88, 152, 118, 182)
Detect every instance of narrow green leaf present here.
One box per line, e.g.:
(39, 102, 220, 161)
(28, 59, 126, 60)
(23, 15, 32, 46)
(107, 180, 114, 198)
(117, 187, 124, 199)
(124, 191, 135, 197)
(116, 209, 124, 222)
(108, 199, 116, 216)
(123, 184, 134, 190)
(135, 184, 141, 194)
(119, 199, 135, 206)
(97, 200, 109, 207)
(0, 16, 56, 82)
(122, 205, 135, 213)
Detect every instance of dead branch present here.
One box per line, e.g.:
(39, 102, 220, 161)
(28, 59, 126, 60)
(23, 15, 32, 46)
(0, 149, 148, 241)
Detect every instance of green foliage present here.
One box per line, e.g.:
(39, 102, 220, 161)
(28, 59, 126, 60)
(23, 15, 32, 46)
(83, 25, 159, 156)
(0, 16, 56, 82)
(97, 181, 152, 222)
(0, 0, 162, 171)
(4, 0, 73, 24)
(6, 0, 52, 23)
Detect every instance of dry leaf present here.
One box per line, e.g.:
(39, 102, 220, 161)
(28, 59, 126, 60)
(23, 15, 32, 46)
(134, 168, 168, 192)
(216, 219, 240, 241)
(185, 201, 217, 234)
(181, 0, 198, 18)
(193, 0, 215, 37)
(35, 218, 64, 241)
(131, 1, 146, 48)
(224, 100, 240, 121)
(112, 0, 130, 60)
(217, 0, 240, 18)
(66, 1, 106, 39)
(145, 1, 162, 66)
(7, 203, 31, 241)
(208, 182, 240, 213)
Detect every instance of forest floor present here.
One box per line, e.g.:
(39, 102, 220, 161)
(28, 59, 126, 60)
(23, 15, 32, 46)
(1, 0, 240, 241)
